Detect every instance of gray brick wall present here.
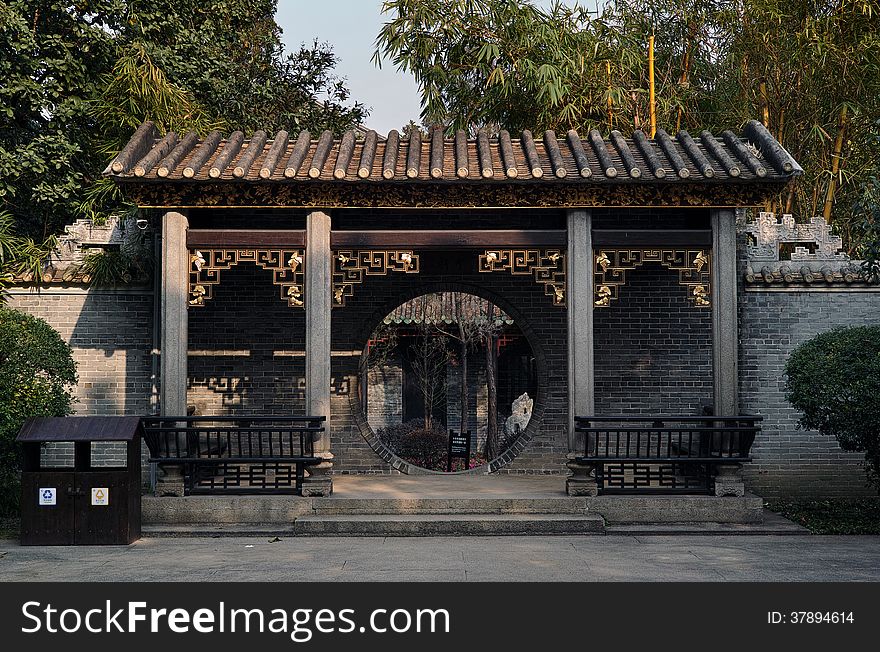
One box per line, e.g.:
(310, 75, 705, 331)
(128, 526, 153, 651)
(594, 264, 714, 416)
(738, 285, 879, 496)
(6, 287, 154, 470)
(187, 263, 306, 417)
(366, 361, 403, 430)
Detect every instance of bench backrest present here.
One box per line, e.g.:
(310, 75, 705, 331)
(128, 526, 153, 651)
(142, 416, 325, 460)
(574, 415, 762, 461)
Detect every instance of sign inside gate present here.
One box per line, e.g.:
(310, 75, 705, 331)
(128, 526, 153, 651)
(38, 488, 56, 506)
(447, 430, 471, 472)
(91, 487, 109, 506)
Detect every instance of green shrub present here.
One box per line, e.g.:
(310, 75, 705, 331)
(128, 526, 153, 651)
(785, 326, 880, 492)
(0, 307, 77, 516)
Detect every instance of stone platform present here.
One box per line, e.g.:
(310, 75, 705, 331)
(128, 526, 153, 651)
(142, 475, 774, 535)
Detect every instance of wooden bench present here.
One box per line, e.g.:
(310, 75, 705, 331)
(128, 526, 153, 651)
(142, 416, 324, 495)
(573, 415, 762, 494)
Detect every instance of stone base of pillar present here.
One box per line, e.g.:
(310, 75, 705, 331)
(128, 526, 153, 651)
(302, 453, 334, 497)
(301, 476, 333, 497)
(566, 455, 598, 496)
(714, 463, 745, 497)
(155, 465, 185, 497)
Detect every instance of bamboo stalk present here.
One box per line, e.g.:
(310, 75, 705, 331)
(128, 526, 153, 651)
(606, 61, 614, 130)
(823, 105, 848, 222)
(759, 81, 770, 129)
(648, 35, 656, 139)
(676, 50, 690, 133)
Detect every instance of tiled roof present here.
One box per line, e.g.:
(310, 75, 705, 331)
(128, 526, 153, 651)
(383, 292, 513, 326)
(104, 120, 801, 185)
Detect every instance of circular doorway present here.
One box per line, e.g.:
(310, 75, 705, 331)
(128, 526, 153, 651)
(355, 291, 540, 474)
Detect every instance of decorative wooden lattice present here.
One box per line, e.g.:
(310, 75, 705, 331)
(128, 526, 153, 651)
(598, 462, 712, 493)
(332, 250, 420, 306)
(478, 249, 566, 306)
(189, 249, 304, 308)
(593, 249, 711, 308)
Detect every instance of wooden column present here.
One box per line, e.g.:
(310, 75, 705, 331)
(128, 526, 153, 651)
(566, 209, 597, 496)
(304, 210, 333, 495)
(160, 210, 189, 417)
(710, 208, 739, 416)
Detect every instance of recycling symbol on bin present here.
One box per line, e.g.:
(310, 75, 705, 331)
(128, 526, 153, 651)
(38, 487, 56, 505)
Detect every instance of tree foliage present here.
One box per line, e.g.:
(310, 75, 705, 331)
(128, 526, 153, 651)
(785, 326, 880, 492)
(1, 1, 367, 239)
(375, 0, 880, 249)
(0, 307, 78, 516)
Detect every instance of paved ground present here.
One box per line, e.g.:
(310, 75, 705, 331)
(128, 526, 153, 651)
(2, 535, 879, 581)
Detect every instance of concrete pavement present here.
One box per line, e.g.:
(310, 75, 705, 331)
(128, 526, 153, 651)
(2, 534, 879, 581)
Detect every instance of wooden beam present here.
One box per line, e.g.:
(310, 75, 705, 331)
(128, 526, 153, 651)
(330, 230, 567, 249)
(187, 230, 305, 247)
(591, 229, 711, 246)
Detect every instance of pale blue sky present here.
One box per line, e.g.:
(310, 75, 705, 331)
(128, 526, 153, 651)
(276, 1, 595, 134)
(276, 1, 419, 133)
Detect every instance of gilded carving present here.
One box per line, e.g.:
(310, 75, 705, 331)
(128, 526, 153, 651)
(188, 248, 304, 307)
(593, 249, 711, 308)
(333, 250, 420, 306)
(478, 249, 566, 307)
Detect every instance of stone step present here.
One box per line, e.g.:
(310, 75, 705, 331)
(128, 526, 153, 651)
(143, 494, 765, 524)
(143, 524, 296, 538)
(294, 514, 606, 536)
(143, 514, 606, 537)
(311, 497, 590, 515)
(142, 496, 593, 523)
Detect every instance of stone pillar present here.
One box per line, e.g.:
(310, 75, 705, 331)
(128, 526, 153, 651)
(710, 208, 744, 496)
(303, 210, 333, 496)
(158, 210, 189, 496)
(711, 208, 739, 416)
(565, 209, 597, 496)
(160, 210, 189, 416)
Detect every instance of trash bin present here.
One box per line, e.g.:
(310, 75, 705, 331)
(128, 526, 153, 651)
(17, 416, 143, 545)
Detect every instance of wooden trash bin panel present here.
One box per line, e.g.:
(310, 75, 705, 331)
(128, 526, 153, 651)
(16, 416, 143, 545)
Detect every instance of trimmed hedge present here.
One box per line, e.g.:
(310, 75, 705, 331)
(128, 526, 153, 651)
(785, 325, 880, 492)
